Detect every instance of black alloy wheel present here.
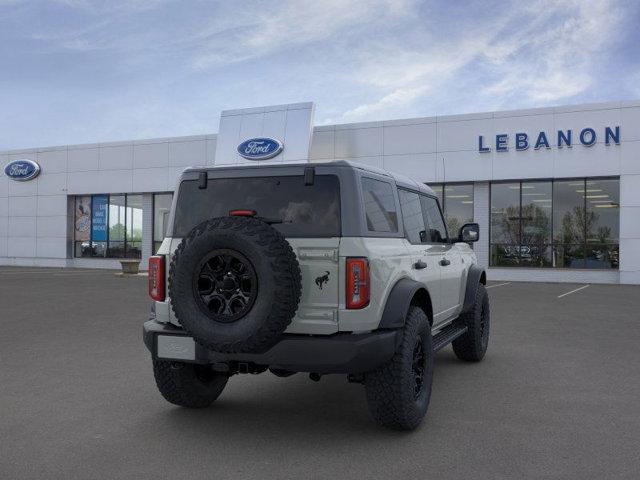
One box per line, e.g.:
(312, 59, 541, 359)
(169, 216, 301, 353)
(193, 249, 258, 323)
(452, 283, 490, 362)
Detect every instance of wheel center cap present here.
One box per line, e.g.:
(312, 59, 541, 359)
(221, 275, 237, 291)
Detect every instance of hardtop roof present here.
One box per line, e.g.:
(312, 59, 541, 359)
(182, 160, 436, 196)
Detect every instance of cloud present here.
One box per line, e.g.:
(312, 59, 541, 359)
(191, 0, 415, 70)
(335, 0, 626, 122)
(339, 85, 429, 121)
(0, 0, 635, 149)
(482, 0, 622, 104)
(338, 35, 493, 121)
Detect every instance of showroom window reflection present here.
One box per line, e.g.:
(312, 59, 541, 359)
(153, 193, 173, 254)
(429, 183, 474, 236)
(74, 194, 143, 259)
(490, 178, 619, 269)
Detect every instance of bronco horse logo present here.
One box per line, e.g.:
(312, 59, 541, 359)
(315, 271, 330, 290)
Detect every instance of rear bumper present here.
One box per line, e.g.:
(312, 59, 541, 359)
(143, 320, 399, 374)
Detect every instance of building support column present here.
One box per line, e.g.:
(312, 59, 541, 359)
(141, 193, 153, 270)
(619, 174, 640, 284)
(473, 182, 489, 270)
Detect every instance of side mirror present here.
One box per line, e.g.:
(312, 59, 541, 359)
(458, 223, 479, 243)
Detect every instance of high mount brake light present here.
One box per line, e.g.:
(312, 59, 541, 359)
(148, 255, 165, 301)
(346, 257, 370, 309)
(229, 209, 257, 217)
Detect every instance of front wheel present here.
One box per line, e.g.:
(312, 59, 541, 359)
(452, 283, 490, 362)
(364, 306, 433, 431)
(152, 360, 228, 408)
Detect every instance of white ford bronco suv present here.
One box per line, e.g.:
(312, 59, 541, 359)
(144, 161, 490, 430)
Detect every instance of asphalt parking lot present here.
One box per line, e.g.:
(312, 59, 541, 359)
(1, 268, 639, 480)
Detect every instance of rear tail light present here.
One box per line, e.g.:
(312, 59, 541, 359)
(346, 257, 370, 309)
(149, 255, 165, 301)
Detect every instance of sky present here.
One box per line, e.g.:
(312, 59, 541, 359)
(1, 0, 639, 150)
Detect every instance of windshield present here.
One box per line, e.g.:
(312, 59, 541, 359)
(173, 175, 341, 238)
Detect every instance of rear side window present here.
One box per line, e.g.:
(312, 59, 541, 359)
(420, 195, 448, 242)
(361, 177, 398, 233)
(398, 189, 426, 244)
(173, 175, 340, 238)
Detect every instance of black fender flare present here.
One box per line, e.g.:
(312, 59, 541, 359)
(462, 265, 486, 314)
(378, 278, 431, 329)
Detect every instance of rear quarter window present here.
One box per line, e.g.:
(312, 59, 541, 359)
(173, 175, 341, 238)
(361, 177, 398, 233)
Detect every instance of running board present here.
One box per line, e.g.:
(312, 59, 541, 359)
(433, 324, 468, 352)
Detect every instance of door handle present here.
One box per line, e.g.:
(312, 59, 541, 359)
(413, 260, 428, 270)
(439, 258, 451, 266)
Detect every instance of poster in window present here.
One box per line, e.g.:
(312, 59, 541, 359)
(91, 195, 108, 242)
(75, 196, 91, 241)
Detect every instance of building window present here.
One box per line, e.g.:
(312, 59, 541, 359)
(429, 183, 474, 236)
(74, 196, 92, 257)
(73, 193, 144, 259)
(153, 193, 173, 253)
(553, 179, 619, 269)
(108, 194, 126, 257)
(490, 178, 619, 269)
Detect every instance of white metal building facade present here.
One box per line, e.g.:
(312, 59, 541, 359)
(1, 100, 638, 284)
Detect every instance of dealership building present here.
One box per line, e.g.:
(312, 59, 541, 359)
(1, 100, 639, 284)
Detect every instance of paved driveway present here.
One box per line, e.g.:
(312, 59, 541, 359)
(1, 268, 639, 479)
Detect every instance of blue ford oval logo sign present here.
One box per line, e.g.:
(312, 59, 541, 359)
(237, 137, 283, 160)
(4, 159, 41, 181)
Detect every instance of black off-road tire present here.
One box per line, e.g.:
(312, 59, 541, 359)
(452, 283, 490, 362)
(169, 216, 301, 353)
(153, 360, 228, 408)
(364, 307, 433, 431)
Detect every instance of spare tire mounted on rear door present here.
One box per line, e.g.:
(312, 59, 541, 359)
(169, 216, 302, 353)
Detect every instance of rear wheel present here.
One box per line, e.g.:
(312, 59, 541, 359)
(364, 307, 433, 431)
(153, 360, 228, 408)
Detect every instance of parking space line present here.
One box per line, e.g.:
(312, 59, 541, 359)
(557, 284, 590, 298)
(0, 271, 61, 275)
(51, 272, 119, 276)
(0, 270, 115, 276)
(486, 282, 511, 289)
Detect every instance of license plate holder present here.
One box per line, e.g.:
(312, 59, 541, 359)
(156, 335, 196, 361)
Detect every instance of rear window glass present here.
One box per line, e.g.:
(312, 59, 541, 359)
(361, 177, 398, 233)
(173, 175, 341, 237)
